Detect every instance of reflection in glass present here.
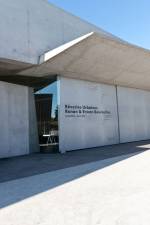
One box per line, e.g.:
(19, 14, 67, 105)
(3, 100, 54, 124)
(34, 80, 59, 152)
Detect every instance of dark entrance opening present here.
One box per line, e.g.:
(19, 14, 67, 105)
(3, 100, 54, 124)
(34, 79, 59, 153)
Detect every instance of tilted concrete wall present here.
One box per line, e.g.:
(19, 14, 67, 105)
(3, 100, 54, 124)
(59, 78, 150, 152)
(2, 78, 150, 157)
(59, 77, 119, 153)
(0, 0, 117, 64)
(0, 81, 39, 158)
(117, 86, 150, 143)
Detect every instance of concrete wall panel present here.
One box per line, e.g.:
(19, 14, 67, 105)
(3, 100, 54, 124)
(59, 78, 119, 153)
(0, 0, 117, 64)
(0, 82, 38, 158)
(117, 86, 150, 143)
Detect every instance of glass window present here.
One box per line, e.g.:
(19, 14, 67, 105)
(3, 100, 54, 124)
(34, 79, 59, 152)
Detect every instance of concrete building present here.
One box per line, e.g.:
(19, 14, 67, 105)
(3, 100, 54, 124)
(1, 0, 150, 158)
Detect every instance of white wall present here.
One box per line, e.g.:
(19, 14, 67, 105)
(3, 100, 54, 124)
(0, 81, 38, 158)
(0, 0, 117, 64)
(59, 77, 119, 153)
(117, 86, 150, 143)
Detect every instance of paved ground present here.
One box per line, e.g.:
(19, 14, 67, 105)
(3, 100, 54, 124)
(0, 140, 150, 183)
(0, 140, 150, 225)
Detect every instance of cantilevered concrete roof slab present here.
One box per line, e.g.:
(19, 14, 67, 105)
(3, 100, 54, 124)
(18, 32, 150, 91)
(0, 58, 32, 75)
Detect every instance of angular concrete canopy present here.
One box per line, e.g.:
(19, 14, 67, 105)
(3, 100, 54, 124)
(0, 58, 32, 75)
(14, 32, 150, 91)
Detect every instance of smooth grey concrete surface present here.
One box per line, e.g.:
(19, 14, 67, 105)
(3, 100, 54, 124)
(21, 32, 150, 91)
(59, 78, 119, 152)
(1, 0, 150, 159)
(0, 0, 118, 65)
(0, 140, 149, 183)
(2, 0, 150, 92)
(0, 82, 39, 158)
(0, 142, 150, 225)
(0, 81, 29, 158)
(118, 86, 150, 143)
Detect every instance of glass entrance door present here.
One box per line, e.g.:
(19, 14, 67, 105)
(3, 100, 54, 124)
(34, 79, 59, 152)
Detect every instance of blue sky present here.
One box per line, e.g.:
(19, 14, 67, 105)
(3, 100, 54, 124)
(49, 0, 150, 49)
